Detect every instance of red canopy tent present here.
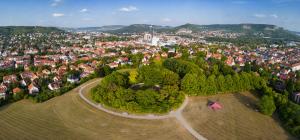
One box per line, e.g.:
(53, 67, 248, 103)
(208, 102, 222, 110)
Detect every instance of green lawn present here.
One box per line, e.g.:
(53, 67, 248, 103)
(0, 79, 193, 140)
(0, 79, 294, 140)
(183, 92, 296, 140)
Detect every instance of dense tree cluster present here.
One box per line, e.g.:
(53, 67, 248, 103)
(245, 66, 300, 137)
(162, 58, 265, 96)
(0, 26, 64, 36)
(259, 95, 276, 116)
(257, 83, 300, 137)
(91, 66, 184, 113)
(277, 101, 300, 136)
(240, 62, 300, 137)
(181, 72, 265, 95)
(94, 65, 114, 77)
(163, 59, 203, 78)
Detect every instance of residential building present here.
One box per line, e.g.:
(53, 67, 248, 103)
(28, 83, 39, 95)
(294, 92, 300, 104)
(0, 84, 7, 99)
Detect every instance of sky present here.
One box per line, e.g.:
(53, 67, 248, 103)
(0, 0, 299, 31)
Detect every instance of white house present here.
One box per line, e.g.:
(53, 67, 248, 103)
(48, 83, 60, 91)
(28, 83, 39, 95)
(20, 80, 27, 87)
(0, 84, 7, 100)
(291, 63, 300, 72)
(67, 76, 80, 83)
(294, 92, 300, 104)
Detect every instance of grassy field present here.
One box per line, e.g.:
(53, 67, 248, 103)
(0, 78, 295, 140)
(117, 68, 135, 73)
(182, 93, 296, 140)
(0, 79, 193, 140)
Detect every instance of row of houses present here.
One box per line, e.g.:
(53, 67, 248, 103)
(0, 71, 40, 99)
(0, 59, 100, 100)
(200, 45, 300, 105)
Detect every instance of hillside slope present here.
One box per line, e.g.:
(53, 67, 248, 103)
(104, 23, 300, 41)
(0, 26, 64, 36)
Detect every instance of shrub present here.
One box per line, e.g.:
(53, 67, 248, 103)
(259, 95, 276, 116)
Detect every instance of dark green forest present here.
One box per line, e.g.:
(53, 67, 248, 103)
(0, 26, 64, 36)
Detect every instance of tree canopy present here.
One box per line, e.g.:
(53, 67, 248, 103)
(91, 66, 184, 113)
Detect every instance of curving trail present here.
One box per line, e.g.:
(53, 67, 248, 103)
(78, 79, 207, 140)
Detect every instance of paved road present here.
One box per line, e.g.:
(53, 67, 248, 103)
(78, 79, 207, 140)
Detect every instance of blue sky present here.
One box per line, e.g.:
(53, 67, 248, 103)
(0, 0, 299, 31)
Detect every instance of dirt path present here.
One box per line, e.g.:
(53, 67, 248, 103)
(78, 79, 206, 140)
(169, 98, 207, 140)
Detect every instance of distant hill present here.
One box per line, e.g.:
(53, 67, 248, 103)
(0, 26, 64, 36)
(174, 23, 300, 41)
(106, 24, 172, 34)
(63, 25, 125, 33)
(103, 23, 287, 33)
(292, 31, 300, 36)
(64, 24, 299, 41)
(173, 23, 281, 32)
(4, 24, 297, 42)
(102, 23, 300, 41)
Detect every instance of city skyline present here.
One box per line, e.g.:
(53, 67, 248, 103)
(0, 0, 300, 31)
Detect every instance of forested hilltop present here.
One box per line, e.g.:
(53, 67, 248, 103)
(0, 26, 64, 36)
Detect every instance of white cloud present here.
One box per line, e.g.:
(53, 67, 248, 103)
(270, 14, 278, 18)
(162, 18, 172, 22)
(254, 14, 266, 18)
(80, 8, 88, 13)
(52, 13, 64, 17)
(119, 6, 138, 12)
(51, 0, 62, 7)
(254, 13, 279, 19)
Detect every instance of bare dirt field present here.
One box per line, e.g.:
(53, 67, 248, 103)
(182, 93, 296, 140)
